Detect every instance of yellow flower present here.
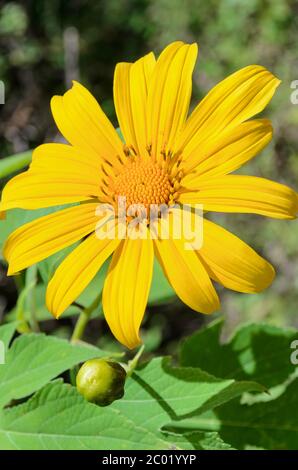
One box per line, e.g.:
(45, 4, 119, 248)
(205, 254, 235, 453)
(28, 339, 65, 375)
(1, 41, 297, 349)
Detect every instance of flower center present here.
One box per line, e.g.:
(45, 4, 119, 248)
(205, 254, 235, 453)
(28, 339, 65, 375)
(99, 145, 184, 218)
(113, 160, 173, 209)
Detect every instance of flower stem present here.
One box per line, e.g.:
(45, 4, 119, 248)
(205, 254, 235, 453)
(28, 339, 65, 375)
(25, 265, 39, 333)
(71, 292, 102, 343)
(14, 273, 24, 293)
(16, 282, 33, 334)
(126, 345, 145, 377)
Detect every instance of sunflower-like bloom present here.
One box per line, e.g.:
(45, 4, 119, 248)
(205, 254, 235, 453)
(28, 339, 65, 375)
(1, 42, 297, 348)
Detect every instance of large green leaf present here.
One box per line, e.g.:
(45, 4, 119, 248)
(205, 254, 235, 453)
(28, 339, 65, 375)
(0, 327, 270, 450)
(0, 322, 17, 350)
(0, 332, 110, 408)
(0, 373, 236, 450)
(111, 357, 265, 433)
(180, 319, 297, 388)
(163, 431, 234, 450)
(0, 381, 169, 450)
(181, 378, 298, 450)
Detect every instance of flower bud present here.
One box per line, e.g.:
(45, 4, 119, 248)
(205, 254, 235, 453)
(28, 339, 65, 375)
(76, 358, 126, 406)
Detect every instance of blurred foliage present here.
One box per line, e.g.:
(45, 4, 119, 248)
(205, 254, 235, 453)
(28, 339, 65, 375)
(0, 0, 297, 348)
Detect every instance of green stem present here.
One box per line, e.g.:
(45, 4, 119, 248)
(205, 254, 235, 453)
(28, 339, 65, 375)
(71, 292, 102, 343)
(0, 150, 32, 179)
(126, 345, 145, 377)
(14, 273, 24, 293)
(25, 265, 39, 332)
(16, 282, 33, 334)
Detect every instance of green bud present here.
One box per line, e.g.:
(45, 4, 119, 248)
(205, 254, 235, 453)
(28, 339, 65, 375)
(76, 358, 126, 406)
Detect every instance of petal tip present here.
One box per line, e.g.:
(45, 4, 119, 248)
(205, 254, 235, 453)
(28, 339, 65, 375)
(124, 336, 142, 350)
(47, 302, 62, 320)
(256, 262, 276, 293)
(7, 265, 19, 276)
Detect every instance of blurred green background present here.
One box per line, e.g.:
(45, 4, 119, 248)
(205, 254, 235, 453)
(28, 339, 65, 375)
(0, 0, 297, 352)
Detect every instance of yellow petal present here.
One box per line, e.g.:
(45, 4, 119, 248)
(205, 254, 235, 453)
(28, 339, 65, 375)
(46, 231, 120, 318)
(4, 202, 101, 275)
(113, 52, 156, 155)
(147, 41, 198, 158)
(179, 175, 298, 219)
(178, 65, 280, 158)
(102, 235, 154, 349)
(153, 213, 219, 314)
(31, 143, 101, 174)
(182, 119, 272, 176)
(0, 170, 99, 210)
(198, 218, 275, 293)
(51, 81, 123, 165)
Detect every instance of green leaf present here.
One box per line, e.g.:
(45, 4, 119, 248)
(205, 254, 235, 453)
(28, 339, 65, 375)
(0, 333, 110, 408)
(186, 378, 298, 450)
(162, 430, 234, 450)
(180, 319, 297, 388)
(111, 357, 265, 433)
(0, 322, 16, 350)
(0, 381, 169, 450)
(0, 151, 32, 179)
